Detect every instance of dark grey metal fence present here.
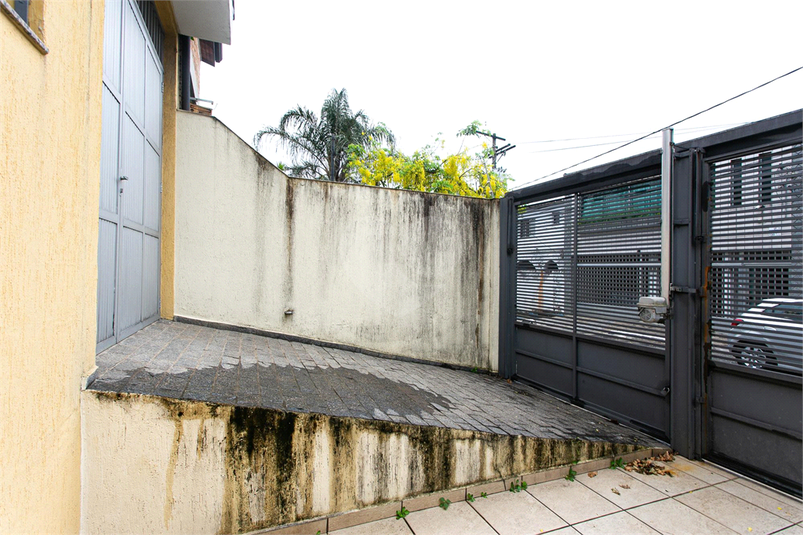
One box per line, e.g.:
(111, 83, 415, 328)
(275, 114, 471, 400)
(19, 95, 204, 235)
(500, 110, 802, 495)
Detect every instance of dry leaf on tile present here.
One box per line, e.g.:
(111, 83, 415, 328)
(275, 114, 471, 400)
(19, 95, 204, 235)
(620, 484, 630, 489)
(626, 458, 674, 477)
(588, 471, 597, 478)
(611, 488, 620, 495)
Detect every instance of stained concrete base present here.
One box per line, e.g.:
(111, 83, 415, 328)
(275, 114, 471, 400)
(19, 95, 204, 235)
(81, 392, 657, 534)
(82, 321, 661, 534)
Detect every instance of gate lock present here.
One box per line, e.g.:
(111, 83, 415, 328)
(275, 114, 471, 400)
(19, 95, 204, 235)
(637, 296, 668, 324)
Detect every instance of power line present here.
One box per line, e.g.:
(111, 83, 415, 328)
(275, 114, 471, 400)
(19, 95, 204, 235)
(526, 123, 750, 153)
(513, 65, 803, 191)
(517, 123, 746, 145)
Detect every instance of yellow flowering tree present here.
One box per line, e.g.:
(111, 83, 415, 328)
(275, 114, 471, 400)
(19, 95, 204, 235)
(347, 123, 509, 199)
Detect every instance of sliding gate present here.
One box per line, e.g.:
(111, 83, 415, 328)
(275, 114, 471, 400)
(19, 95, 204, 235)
(504, 167, 671, 440)
(703, 138, 802, 493)
(500, 111, 802, 494)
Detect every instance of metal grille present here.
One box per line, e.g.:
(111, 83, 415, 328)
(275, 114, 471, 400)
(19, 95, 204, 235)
(516, 177, 666, 349)
(136, 0, 164, 63)
(516, 195, 575, 332)
(708, 143, 803, 373)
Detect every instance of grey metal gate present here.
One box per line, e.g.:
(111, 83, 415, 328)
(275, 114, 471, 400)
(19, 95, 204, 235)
(97, 0, 163, 353)
(703, 140, 802, 493)
(500, 111, 802, 495)
(503, 165, 671, 441)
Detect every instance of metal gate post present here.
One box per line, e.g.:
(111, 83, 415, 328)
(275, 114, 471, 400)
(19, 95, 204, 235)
(498, 196, 516, 378)
(668, 149, 703, 459)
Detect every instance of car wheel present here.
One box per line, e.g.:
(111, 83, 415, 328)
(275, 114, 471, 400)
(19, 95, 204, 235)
(734, 342, 776, 370)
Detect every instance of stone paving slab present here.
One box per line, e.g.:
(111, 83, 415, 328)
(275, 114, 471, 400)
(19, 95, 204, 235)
(268, 456, 803, 534)
(90, 320, 661, 446)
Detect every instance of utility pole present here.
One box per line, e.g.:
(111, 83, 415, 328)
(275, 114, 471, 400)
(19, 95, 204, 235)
(475, 131, 516, 170)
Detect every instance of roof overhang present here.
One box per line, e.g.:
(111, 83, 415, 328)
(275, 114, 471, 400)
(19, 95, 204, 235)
(170, 0, 232, 45)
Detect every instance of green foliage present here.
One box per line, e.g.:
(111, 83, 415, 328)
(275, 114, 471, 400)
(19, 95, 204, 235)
(509, 478, 526, 492)
(255, 88, 394, 182)
(566, 466, 577, 482)
(480, 492, 488, 498)
(467, 493, 475, 502)
(347, 121, 509, 199)
(396, 507, 410, 519)
(439, 497, 451, 510)
(610, 457, 625, 470)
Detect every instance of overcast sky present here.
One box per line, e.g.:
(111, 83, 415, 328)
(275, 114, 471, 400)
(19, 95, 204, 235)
(200, 0, 802, 190)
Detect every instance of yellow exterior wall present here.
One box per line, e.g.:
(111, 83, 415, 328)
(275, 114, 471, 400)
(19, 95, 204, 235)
(155, 1, 178, 321)
(0, 0, 104, 533)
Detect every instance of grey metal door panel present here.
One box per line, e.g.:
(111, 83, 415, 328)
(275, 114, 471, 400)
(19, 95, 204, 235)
(99, 88, 121, 215)
(118, 228, 143, 333)
(704, 140, 802, 494)
(142, 235, 159, 319)
(121, 116, 144, 225)
(102, 0, 122, 92)
(145, 49, 162, 151)
(96, 220, 117, 348)
(144, 143, 161, 231)
(97, 0, 162, 353)
(123, 1, 145, 126)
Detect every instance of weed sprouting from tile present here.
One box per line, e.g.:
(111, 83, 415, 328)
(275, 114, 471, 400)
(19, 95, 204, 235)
(396, 507, 410, 519)
(610, 457, 625, 470)
(439, 497, 451, 510)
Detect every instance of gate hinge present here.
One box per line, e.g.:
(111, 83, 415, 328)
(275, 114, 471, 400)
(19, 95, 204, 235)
(507, 246, 516, 255)
(693, 396, 706, 407)
(670, 285, 697, 295)
(695, 235, 707, 244)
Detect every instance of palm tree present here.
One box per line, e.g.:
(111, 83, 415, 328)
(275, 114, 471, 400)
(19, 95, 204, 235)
(255, 89, 394, 182)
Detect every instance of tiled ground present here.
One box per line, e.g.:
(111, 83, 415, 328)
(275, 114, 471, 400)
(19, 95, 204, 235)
(90, 319, 660, 446)
(325, 457, 803, 535)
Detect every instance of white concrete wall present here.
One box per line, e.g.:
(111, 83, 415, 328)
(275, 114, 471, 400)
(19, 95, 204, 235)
(174, 112, 500, 370)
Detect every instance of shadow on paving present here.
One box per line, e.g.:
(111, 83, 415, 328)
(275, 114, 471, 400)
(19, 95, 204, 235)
(90, 361, 455, 422)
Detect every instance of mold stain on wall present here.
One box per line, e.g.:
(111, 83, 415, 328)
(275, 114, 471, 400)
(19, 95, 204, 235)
(87, 391, 647, 534)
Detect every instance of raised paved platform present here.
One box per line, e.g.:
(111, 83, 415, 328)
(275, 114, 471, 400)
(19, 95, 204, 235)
(90, 320, 659, 447)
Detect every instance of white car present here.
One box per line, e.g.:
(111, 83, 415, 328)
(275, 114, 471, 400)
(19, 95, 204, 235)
(727, 298, 803, 374)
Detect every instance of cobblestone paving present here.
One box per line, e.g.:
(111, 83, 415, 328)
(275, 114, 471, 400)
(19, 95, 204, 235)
(90, 320, 661, 446)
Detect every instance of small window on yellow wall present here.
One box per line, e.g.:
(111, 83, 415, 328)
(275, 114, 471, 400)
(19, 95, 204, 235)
(1, 0, 47, 53)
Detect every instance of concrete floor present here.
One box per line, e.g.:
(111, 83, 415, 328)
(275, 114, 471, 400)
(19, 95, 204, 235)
(325, 456, 803, 535)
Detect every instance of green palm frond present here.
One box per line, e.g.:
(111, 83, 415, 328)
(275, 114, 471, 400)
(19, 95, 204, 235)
(255, 88, 394, 182)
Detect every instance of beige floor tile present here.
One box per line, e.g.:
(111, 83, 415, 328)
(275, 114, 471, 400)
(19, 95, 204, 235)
(774, 524, 803, 534)
(670, 457, 734, 484)
(469, 488, 567, 535)
(527, 478, 620, 525)
(547, 528, 581, 534)
(623, 465, 707, 496)
(717, 480, 803, 523)
(629, 499, 738, 535)
(733, 478, 803, 508)
(573, 511, 659, 534)
(330, 516, 413, 535)
(675, 486, 792, 534)
(579, 468, 666, 509)
(404, 501, 496, 535)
